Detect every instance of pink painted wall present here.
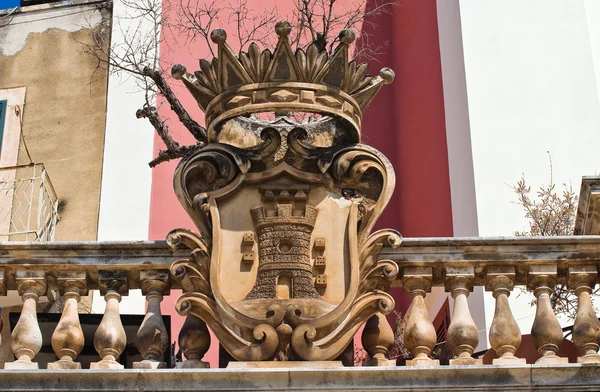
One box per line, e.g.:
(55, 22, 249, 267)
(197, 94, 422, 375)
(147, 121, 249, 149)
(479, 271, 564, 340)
(151, 0, 453, 367)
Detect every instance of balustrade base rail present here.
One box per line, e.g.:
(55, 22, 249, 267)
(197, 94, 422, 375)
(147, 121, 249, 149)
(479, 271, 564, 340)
(0, 365, 599, 391)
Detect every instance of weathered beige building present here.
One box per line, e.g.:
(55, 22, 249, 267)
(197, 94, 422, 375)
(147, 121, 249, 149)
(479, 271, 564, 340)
(0, 0, 111, 368)
(0, 0, 111, 242)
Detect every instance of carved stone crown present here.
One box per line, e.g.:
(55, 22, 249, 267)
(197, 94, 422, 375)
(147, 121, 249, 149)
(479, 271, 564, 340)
(172, 21, 395, 142)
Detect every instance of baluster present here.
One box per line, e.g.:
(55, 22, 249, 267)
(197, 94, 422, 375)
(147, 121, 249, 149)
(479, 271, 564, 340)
(90, 271, 128, 369)
(529, 265, 568, 364)
(48, 272, 87, 369)
(176, 314, 210, 368)
(361, 312, 396, 366)
(485, 266, 525, 364)
(134, 270, 170, 369)
(402, 267, 439, 366)
(568, 265, 600, 364)
(4, 271, 46, 369)
(446, 268, 482, 365)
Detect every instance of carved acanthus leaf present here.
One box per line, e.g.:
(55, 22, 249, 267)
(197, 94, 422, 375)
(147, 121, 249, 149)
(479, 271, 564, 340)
(360, 229, 402, 273)
(359, 259, 399, 294)
(167, 229, 211, 296)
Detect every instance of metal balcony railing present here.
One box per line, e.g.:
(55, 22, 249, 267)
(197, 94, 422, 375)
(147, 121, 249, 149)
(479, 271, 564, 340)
(0, 163, 59, 242)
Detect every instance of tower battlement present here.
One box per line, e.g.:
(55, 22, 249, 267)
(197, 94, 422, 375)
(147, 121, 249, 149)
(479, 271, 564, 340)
(251, 204, 318, 229)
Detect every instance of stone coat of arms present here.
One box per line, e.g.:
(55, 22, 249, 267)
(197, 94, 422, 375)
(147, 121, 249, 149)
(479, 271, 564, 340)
(167, 22, 400, 363)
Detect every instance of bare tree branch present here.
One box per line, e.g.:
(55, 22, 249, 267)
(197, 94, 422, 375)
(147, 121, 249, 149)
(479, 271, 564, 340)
(511, 154, 586, 320)
(149, 145, 200, 168)
(174, 0, 221, 56)
(136, 105, 204, 168)
(142, 66, 208, 142)
(227, 0, 277, 50)
(136, 105, 179, 151)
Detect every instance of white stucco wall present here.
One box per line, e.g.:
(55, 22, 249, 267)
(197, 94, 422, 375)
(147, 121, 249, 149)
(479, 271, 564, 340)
(97, 0, 155, 243)
(458, 0, 600, 341)
(436, 0, 488, 352)
(94, 0, 157, 315)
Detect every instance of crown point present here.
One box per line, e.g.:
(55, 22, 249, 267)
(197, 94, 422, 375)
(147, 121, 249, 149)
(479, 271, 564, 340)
(275, 21, 292, 38)
(210, 29, 227, 44)
(339, 29, 355, 45)
(171, 64, 186, 80)
(379, 68, 395, 84)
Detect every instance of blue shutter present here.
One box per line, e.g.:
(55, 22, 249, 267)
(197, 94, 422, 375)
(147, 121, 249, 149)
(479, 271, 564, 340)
(0, 100, 7, 155)
(0, 0, 20, 10)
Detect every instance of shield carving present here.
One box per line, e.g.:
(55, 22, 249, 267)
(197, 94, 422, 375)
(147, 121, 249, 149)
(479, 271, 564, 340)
(166, 21, 399, 363)
(169, 123, 401, 362)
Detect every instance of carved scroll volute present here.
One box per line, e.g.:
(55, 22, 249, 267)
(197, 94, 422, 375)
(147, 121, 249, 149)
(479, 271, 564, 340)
(528, 265, 568, 364)
(4, 271, 46, 369)
(134, 271, 170, 369)
(485, 266, 526, 364)
(91, 272, 128, 369)
(402, 267, 439, 366)
(173, 147, 247, 242)
(445, 268, 481, 365)
(568, 265, 600, 364)
(176, 314, 211, 368)
(329, 146, 395, 246)
(361, 312, 396, 366)
(48, 272, 87, 369)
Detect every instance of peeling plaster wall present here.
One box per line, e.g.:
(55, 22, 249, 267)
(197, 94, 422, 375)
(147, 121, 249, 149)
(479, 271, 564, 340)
(0, 1, 111, 241)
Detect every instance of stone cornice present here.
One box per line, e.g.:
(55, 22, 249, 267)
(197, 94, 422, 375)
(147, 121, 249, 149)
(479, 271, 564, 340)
(0, 236, 599, 290)
(382, 235, 600, 287)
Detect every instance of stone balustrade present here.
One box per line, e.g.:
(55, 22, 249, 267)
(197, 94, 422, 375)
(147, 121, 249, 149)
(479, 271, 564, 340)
(0, 237, 599, 369)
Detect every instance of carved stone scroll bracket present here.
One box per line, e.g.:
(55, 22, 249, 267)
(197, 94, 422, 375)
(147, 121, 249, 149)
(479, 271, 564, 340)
(173, 146, 247, 242)
(445, 267, 482, 366)
(90, 271, 128, 370)
(528, 265, 568, 364)
(48, 272, 87, 370)
(402, 267, 439, 367)
(134, 270, 170, 369)
(485, 266, 526, 365)
(289, 291, 394, 361)
(4, 270, 46, 370)
(175, 293, 279, 362)
(361, 312, 396, 366)
(329, 146, 395, 247)
(568, 265, 600, 364)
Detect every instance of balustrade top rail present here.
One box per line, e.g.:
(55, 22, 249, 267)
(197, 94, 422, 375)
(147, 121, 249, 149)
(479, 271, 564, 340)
(0, 236, 599, 291)
(0, 241, 188, 291)
(1, 235, 600, 371)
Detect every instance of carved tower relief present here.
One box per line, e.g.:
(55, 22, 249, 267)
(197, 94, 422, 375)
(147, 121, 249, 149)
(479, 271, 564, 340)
(168, 21, 401, 362)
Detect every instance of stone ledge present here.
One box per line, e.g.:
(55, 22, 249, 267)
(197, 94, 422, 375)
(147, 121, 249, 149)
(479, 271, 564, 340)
(0, 364, 598, 391)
